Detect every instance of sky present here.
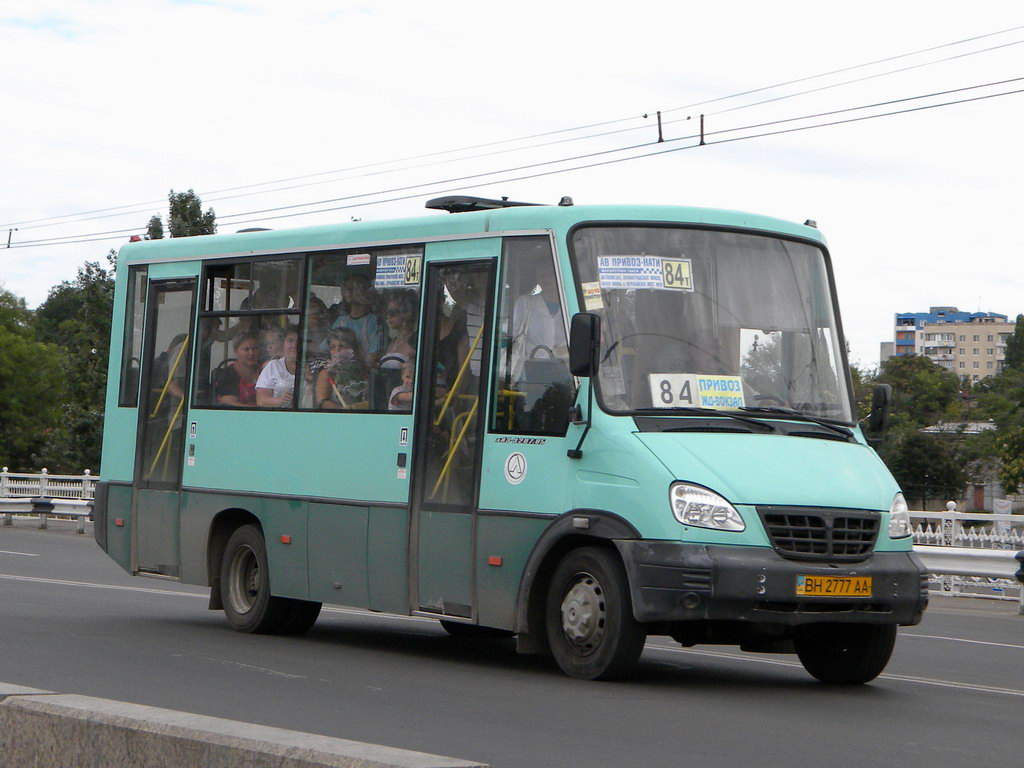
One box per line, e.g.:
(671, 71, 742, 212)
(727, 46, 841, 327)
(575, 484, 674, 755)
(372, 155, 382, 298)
(2, 0, 1022, 369)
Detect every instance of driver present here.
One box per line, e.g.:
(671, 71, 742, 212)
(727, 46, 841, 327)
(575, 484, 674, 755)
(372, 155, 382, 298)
(510, 268, 568, 381)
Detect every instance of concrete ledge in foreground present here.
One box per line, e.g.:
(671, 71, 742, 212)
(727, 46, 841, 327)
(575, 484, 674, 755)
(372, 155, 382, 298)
(0, 691, 487, 768)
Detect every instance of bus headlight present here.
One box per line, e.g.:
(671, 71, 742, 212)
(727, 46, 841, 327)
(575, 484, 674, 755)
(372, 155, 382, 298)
(670, 483, 745, 532)
(888, 492, 912, 538)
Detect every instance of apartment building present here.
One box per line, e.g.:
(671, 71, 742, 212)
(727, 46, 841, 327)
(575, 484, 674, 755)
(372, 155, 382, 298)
(890, 307, 1015, 382)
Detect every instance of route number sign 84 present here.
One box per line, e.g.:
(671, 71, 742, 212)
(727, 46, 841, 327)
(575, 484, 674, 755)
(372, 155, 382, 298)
(661, 259, 693, 291)
(648, 373, 746, 410)
(650, 374, 697, 407)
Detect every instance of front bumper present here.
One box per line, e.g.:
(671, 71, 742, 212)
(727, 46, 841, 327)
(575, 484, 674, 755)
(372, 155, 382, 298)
(615, 540, 928, 627)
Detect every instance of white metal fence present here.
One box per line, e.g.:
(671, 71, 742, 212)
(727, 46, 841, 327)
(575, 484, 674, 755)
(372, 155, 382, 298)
(0, 467, 97, 500)
(912, 511, 1024, 610)
(0, 468, 96, 533)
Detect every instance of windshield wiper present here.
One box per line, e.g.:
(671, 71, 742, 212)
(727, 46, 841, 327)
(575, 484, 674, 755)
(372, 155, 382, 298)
(636, 407, 776, 433)
(739, 406, 853, 438)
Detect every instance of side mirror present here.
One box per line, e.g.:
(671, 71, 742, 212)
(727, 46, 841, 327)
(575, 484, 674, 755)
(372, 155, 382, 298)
(868, 383, 892, 432)
(569, 313, 601, 377)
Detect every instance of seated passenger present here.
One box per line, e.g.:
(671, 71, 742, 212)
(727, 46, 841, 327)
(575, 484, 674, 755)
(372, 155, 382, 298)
(379, 290, 417, 369)
(212, 333, 261, 407)
(388, 360, 415, 412)
(316, 328, 369, 409)
(255, 327, 298, 408)
(330, 274, 385, 365)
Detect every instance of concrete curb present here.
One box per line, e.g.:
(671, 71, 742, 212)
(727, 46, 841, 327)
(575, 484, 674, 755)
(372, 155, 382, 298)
(0, 686, 487, 768)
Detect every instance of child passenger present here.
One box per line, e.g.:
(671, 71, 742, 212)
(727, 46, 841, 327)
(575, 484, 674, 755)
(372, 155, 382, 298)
(388, 360, 414, 411)
(316, 328, 369, 409)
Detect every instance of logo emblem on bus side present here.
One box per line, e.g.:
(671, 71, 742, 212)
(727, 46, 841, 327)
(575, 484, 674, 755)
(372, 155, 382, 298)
(504, 452, 527, 485)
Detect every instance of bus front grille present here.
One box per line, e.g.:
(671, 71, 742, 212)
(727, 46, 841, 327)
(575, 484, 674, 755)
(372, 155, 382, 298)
(755, 507, 880, 561)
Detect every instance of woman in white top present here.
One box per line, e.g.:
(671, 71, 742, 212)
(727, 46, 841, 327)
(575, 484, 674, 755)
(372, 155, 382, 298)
(255, 328, 298, 407)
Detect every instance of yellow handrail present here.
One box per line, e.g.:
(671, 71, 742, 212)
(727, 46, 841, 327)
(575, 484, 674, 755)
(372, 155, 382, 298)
(498, 389, 525, 430)
(148, 336, 190, 419)
(147, 395, 186, 479)
(434, 322, 485, 426)
(430, 397, 479, 500)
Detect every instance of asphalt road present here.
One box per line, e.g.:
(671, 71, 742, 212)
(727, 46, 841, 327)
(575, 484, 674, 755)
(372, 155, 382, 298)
(1, 519, 1021, 768)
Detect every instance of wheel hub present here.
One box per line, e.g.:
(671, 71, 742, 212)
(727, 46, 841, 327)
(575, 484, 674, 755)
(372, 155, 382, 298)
(227, 544, 259, 615)
(560, 573, 605, 652)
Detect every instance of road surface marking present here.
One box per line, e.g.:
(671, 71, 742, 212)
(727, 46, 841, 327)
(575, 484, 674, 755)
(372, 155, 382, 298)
(0, 550, 40, 557)
(901, 632, 1024, 651)
(0, 573, 206, 597)
(645, 645, 1024, 697)
(0, 573, 434, 624)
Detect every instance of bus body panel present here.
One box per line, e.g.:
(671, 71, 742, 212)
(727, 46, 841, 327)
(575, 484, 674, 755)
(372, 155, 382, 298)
(308, 502, 370, 607)
(98, 482, 133, 570)
(366, 506, 411, 614)
(181, 410, 414, 504)
(632, 431, 901, 518)
(474, 512, 551, 629)
(178, 490, 309, 599)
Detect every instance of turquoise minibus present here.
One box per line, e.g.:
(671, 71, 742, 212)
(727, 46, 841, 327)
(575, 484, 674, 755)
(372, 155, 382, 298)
(94, 195, 927, 682)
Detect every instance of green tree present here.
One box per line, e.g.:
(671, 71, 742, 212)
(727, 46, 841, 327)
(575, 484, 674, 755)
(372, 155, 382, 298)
(0, 287, 63, 470)
(1002, 314, 1024, 371)
(167, 189, 216, 238)
(884, 428, 967, 508)
(146, 215, 164, 240)
(876, 354, 961, 427)
(996, 425, 1024, 494)
(849, 360, 877, 423)
(32, 255, 116, 472)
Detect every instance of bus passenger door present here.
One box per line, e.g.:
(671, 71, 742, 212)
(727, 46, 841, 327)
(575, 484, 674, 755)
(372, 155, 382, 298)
(131, 279, 196, 577)
(409, 258, 496, 619)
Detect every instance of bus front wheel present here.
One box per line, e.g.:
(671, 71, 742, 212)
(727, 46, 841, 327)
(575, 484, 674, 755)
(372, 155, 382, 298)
(221, 524, 315, 634)
(545, 547, 646, 680)
(794, 623, 897, 684)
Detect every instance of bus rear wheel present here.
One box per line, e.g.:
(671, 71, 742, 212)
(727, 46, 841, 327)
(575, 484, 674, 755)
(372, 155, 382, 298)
(545, 547, 646, 680)
(221, 524, 307, 634)
(794, 623, 897, 684)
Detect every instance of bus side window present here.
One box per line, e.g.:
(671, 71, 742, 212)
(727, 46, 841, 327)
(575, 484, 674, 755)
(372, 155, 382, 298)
(194, 259, 302, 409)
(305, 246, 422, 412)
(492, 237, 574, 436)
(117, 265, 148, 406)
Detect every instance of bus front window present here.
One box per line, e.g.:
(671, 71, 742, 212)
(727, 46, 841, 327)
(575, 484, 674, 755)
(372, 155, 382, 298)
(570, 226, 853, 423)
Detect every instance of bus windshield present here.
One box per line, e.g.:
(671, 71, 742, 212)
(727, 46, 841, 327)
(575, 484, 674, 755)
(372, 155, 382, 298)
(570, 225, 853, 424)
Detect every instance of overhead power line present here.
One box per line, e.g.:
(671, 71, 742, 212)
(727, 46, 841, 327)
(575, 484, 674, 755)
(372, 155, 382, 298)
(216, 83, 1024, 229)
(9, 76, 1022, 248)
(3, 23, 1023, 233)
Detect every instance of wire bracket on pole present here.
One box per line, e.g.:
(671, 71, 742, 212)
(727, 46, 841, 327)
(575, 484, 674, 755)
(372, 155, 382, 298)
(657, 111, 664, 143)
(700, 114, 706, 146)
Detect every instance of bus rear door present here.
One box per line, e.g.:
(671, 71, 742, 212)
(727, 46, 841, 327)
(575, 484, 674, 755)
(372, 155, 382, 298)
(131, 278, 196, 577)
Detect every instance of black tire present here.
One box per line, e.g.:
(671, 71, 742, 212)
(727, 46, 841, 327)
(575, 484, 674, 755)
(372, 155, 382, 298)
(439, 620, 513, 640)
(794, 623, 897, 684)
(545, 547, 646, 680)
(280, 599, 322, 636)
(220, 524, 293, 634)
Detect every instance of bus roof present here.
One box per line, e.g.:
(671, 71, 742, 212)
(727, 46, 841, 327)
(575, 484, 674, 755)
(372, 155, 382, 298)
(116, 203, 826, 265)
